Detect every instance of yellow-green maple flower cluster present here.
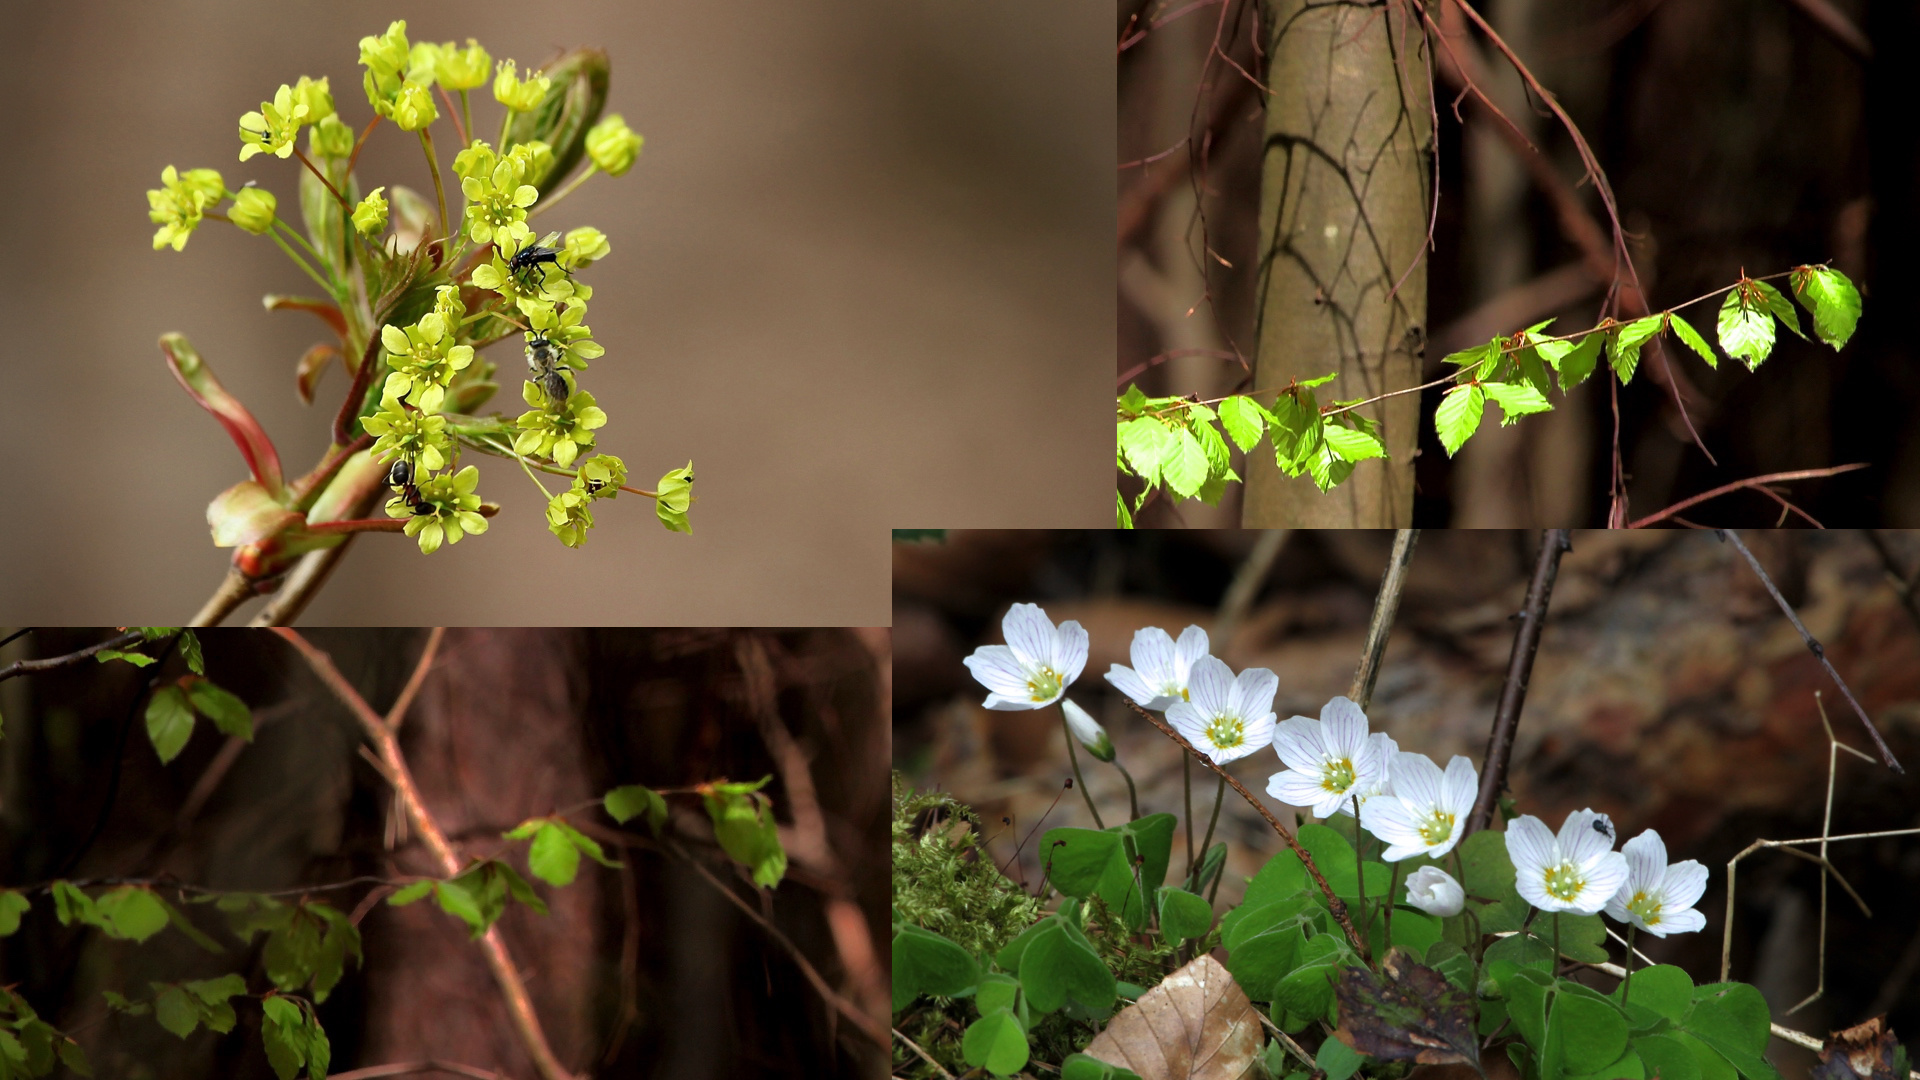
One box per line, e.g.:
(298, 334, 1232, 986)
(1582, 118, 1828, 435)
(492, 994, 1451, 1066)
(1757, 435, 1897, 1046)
(229, 188, 277, 235)
(586, 115, 643, 176)
(147, 166, 225, 251)
(362, 406, 452, 473)
(493, 59, 550, 111)
(381, 311, 474, 414)
(352, 187, 388, 236)
(514, 382, 607, 467)
(456, 141, 543, 247)
(390, 465, 488, 554)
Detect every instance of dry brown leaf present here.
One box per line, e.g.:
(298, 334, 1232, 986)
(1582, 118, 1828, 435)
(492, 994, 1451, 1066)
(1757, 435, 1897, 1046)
(1083, 954, 1264, 1080)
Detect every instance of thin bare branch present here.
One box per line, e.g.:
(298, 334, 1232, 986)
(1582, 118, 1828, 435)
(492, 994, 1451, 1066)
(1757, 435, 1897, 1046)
(1715, 530, 1902, 771)
(1349, 530, 1421, 710)
(1625, 465, 1869, 528)
(1467, 530, 1572, 835)
(386, 627, 445, 733)
(326, 1062, 507, 1080)
(0, 630, 146, 684)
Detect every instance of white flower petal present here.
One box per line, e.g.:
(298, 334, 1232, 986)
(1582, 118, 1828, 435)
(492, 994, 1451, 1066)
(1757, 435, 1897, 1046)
(1105, 664, 1161, 708)
(1167, 708, 1212, 752)
(1000, 603, 1056, 667)
(1404, 866, 1466, 916)
(1271, 717, 1325, 772)
(982, 692, 1039, 711)
(1267, 769, 1331, 811)
(1362, 796, 1424, 852)
(1622, 831, 1667, 893)
(1129, 627, 1177, 686)
(1504, 815, 1558, 878)
(1233, 668, 1281, 722)
(1574, 851, 1631, 915)
(1560, 808, 1616, 865)
(963, 646, 1032, 698)
(1441, 756, 1479, 815)
(1388, 753, 1443, 808)
(1653, 907, 1706, 937)
(1054, 620, 1089, 684)
(1061, 698, 1106, 749)
(1174, 625, 1210, 675)
(1238, 714, 1277, 757)
(1661, 860, 1709, 913)
(1186, 656, 1234, 717)
(1319, 696, 1371, 757)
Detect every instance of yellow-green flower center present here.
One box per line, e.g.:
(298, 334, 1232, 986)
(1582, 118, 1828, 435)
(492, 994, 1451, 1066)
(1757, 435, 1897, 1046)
(1417, 810, 1456, 846)
(1205, 716, 1246, 750)
(1320, 758, 1356, 794)
(1626, 890, 1661, 925)
(1026, 667, 1063, 702)
(1542, 861, 1585, 902)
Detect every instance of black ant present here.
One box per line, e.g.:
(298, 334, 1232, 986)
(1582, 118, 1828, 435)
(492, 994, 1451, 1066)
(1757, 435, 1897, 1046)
(507, 232, 569, 291)
(386, 458, 435, 516)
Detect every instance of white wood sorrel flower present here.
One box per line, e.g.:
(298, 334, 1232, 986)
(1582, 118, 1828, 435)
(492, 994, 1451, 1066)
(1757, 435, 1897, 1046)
(1105, 625, 1211, 710)
(1506, 809, 1629, 915)
(1361, 752, 1479, 861)
(961, 603, 1088, 710)
(1060, 699, 1115, 762)
(1266, 696, 1384, 818)
(1604, 829, 1708, 936)
(1164, 656, 1278, 765)
(1403, 865, 1466, 917)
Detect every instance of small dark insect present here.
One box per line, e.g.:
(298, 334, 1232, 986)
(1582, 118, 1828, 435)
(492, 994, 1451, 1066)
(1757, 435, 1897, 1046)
(386, 458, 434, 516)
(507, 231, 568, 290)
(526, 332, 570, 404)
(1592, 817, 1614, 841)
(386, 457, 413, 489)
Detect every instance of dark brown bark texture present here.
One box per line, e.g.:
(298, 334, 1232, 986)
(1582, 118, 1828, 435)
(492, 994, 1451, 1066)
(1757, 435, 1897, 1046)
(0, 628, 889, 1080)
(895, 530, 1920, 1073)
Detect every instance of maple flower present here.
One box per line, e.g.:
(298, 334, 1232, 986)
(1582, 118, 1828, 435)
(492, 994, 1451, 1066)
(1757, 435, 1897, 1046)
(1104, 625, 1210, 710)
(1360, 752, 1478, 861)
(1164, 656, 1278, 765)
(1265, 696, 1384, 818)
(1604, 829, 1708, 937)
(1506, 809, 1630, 915)
(1060, 699, 1115, 763)
(961, 603, 1088, 711)
(1403, 865, 1465, 917)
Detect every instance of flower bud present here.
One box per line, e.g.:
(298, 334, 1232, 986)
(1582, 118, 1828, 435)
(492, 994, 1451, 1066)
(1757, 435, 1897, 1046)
(1403, 865, 1465, 917)
(358, 20, 411, 110)
(352, 187, 389, 236)
(655, 461, 693, 534)
(309, 114, 354, 159)
(230, 187, 277, 235)
(436, 39, 491, 91)
(291, 76, 335, 124)
(493, 59, 550, 112)
(563, 226, 609, 268)
(406, 42, 442, 87)
(390, 81, 438, 132)
(502, 48, 609, 198)
(585, 113, 643, 176)
(1061, 699, 1116, 763)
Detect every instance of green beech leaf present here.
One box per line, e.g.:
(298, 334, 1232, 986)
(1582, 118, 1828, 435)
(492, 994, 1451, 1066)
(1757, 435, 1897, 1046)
(1667, 311, 1718, 368)
(557, 820, 620, 868)
(527, 822, 582, 887)
(431, 880, 487, 936)
(1116, 490, 1132, 528)
(1218, 395, 1266, 452)
(186, 679, 252, 740)
(1117, 384, 1150, 414)
(1118, 418, 1170, 484)
(1791, 265, 1862, 349)
(96, 648, 157, 667)
(1753, 279, 1805, 340)
(962, 1008, 1030, 1076)
(1483, 382, 1553, 425)
(1609, 315, 1664, 384)
(1191, 415, 1231, 476)
(1551, 332, 1604, 390)
(1718, 289, 1776, 370)
(0, 890, 28, 936)
(1324, 423, 1385, 462)
(145, 685, 196, 764)
(1162, 425, 1209, 499)
(56, 1038, 92, 1077)
(95, 887, 169, 943)
(153, 985, 199, 1038)
(177, 630, 204, 675)
(1155, 887, 1213, 942)
(387, 882, 433, 906)
(1434, 384, 1485, 457)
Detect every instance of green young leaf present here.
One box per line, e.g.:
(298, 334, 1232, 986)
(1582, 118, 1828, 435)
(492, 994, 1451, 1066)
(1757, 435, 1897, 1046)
(57, 1037, 92, 1077)
(1118, 417, 1170, 485)
(1717, 288, 1776, 370)
(1324, 422, 1385, 462)
(1118, 384, 1151, 415)
(95, 648, 158, 668)
(153, 985, 200, 1038)
(185, 679, 253, 740)
(101, 990, 151, 1016)
(555, 820, 620, 868)
(0, 890, 27, 937)
(1161, 425, 1209, 500)
(1791, 265, 1862, 349)
(1441, 339, 1501, 380)
(1434, 384, 1485, 457)
(1483, 382, 1553, 426)
(178, 630, 205, 675)
(1753, 279, 1805, 340)
(94, 887, 169, 943)
(1191, 415, 1231, 477)
(1019, 920, 1116, 1014)
(1607, 315, 1665, 384)
(527, 822, 583, 887)
(1305, 439, 1357, 493)
(1548, 332, 1603, 391)
(145, 685, 197, 764)
(893, 923, 982, 1010)
(186, 973, 248, 1006)
(703, 783, 787, 888)
(1318, 1026, 1367, 1080)
(604, 784, 668, 834)
(1218, 395, 1267, 453)
(1667, 311, 1718, 368)
(1155, 887, 1214, 942)
(962, 1008, 1030, 1076)
(160, 894, 226, 953)
(386, 881, 433, 906)
(1116, 489, 1133, 529)
(432, 879, 488, 937)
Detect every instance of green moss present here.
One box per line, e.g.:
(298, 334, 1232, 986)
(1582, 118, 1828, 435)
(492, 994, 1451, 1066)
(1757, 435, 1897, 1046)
(891, 772, 1041, 958)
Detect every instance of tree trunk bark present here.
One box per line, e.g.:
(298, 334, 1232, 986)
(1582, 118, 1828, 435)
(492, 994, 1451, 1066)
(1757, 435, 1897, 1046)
(1243, 0, 1433, 526)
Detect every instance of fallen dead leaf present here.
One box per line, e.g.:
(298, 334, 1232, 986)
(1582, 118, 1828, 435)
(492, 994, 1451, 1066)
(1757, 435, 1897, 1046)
(1083, 953, 1264, 1080)
(1813, 1015, 1906, 1080)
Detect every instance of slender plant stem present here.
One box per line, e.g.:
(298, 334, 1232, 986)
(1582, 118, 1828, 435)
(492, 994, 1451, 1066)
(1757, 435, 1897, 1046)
(1622, 924, 1637, 1004)
(419, 128, 450, 243)
(1553, 912, 1562, 974)
(460, 91, 474, 152)
(1197, 773, 1226, 885)
(1062, 712, 1104, 829)
(269, 630, 581, 1080)
(1112, 759, 1141, 821)
(1350, 530, 1421, 709)
(529, 164, 599, 221)
(1183, 753, 1195, 880)
(266, 229, 339, 297)
(1356, 826, 1371, 959)
(292, 146, 352, 209)
(1467, 530, 1573, 835)
(498, 106, 516, 155)
(1628, 464, 1868, 528)
(1384, 861, 1400, 954)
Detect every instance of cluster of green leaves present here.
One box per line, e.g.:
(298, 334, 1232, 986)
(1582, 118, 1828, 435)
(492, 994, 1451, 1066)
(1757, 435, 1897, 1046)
(890, 774, 1042, 960)
(94, 628, 256, 766)
(700, 776, 788, 889)
(210, 895, 361, 1001)
(1114, 376, 1384, 527)
(49, 883, 178, 945)
(388, 858, 548, 937)
(139, 975, 248, 1041)
(260, 995, 330, 1080)
(504, 816, 621, 888)
(0, 986, 90, 1079)
(1114, 265, 1861, 524)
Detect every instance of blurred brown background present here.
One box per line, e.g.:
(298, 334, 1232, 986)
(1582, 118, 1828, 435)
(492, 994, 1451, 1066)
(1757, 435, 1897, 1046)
(1120, 0, 1911, 526)
(0, 0, 1111, 623)
(895, 530, 1920, 1073)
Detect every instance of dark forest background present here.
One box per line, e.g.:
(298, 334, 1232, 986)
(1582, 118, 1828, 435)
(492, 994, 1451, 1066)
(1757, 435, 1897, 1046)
(0, 627, 890, 1079)
(1119, 0, 1912, 526)
(895, 529, 1920, 1075)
